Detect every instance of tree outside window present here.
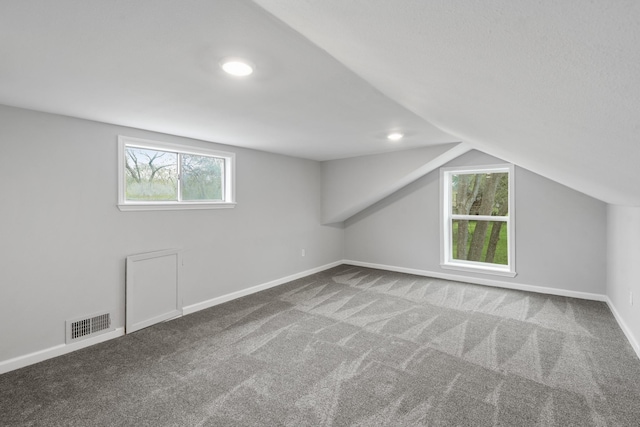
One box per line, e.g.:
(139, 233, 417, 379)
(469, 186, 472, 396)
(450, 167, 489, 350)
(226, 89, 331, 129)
(117, 136, 235, 211)
(441, 165, 515, 276)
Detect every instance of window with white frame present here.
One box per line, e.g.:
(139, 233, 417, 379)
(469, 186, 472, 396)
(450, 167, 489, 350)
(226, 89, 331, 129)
(440, 164, 515, 276)
(118, 136, 235, 211)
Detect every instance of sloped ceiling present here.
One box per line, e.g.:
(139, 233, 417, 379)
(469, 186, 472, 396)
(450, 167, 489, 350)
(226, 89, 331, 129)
(1, 1, 638, 206)
(254, 0, 640, 206)
(0, 0, 455, 160)
(322, 143, 472, 224)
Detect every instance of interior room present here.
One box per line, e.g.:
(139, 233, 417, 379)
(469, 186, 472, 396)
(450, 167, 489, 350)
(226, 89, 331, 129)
(1, 1, 639, 425)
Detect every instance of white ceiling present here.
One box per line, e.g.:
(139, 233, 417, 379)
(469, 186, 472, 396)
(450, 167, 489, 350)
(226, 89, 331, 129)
(253, 0, 640, 206)
(1, 1, 639, 205)
(0, 0, 455, 161)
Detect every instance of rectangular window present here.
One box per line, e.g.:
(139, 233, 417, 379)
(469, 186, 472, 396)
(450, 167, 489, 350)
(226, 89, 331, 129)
(441, 164, 515, 276)
(118, 136, 235, 211)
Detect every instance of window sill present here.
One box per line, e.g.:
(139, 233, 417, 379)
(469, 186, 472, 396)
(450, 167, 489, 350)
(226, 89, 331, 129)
(118, 202, 236, 212)
(441, 262, 517, 278)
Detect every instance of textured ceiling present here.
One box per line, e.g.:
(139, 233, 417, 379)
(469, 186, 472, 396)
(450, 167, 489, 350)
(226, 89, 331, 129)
(0, 0, 455, 160)
(254, 0, 640, 206)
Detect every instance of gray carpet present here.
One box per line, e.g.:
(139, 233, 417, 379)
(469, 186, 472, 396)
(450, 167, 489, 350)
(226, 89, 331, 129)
(2, 265, 640, 426)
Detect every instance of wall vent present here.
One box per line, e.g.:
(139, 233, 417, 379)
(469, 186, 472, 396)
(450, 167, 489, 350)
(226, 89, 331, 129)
(66, 312, 113, 344)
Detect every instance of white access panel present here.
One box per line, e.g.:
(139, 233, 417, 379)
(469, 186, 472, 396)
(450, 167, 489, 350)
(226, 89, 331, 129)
(126, 249, 182, 333)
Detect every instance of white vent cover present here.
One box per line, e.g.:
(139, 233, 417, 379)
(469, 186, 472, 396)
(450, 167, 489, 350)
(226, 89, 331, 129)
(66, 312, 113, 343)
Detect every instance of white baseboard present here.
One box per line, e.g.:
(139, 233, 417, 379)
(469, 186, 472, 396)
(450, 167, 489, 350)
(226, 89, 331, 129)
(605, 297, 640, 361)
(7, 259, 630, 377)
(0, 328, 125, 375)
(0, 261, 343, 375)
(182, 260, 343, 315)
(343, 260, 607, 302)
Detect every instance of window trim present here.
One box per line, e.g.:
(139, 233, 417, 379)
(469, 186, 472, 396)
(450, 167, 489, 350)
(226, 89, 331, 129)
(440, 164, 516, 277)
(117, 136, 236, 211)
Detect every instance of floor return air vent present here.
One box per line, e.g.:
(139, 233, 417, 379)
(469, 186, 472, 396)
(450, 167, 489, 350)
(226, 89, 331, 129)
(66, 312, 113, 343)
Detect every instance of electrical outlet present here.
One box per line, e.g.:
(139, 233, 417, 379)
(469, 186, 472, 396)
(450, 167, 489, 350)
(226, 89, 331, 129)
(301, 248, 306, 257)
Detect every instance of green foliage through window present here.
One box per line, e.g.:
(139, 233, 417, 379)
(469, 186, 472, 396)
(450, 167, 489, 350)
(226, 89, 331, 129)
(442, 166, 513, 274)
(125, 147, 178, 201)
(450, 172, 509, 264)
(452, 220, 508, 265)
(124, 147, 225, 202)
(181, 154, 224, 201)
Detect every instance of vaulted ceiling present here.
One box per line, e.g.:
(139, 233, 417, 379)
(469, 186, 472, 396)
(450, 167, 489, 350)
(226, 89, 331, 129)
(1, 1, 639, 205)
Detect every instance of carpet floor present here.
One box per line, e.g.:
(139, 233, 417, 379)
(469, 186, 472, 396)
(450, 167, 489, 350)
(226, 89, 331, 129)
(1, 265, 640, 426)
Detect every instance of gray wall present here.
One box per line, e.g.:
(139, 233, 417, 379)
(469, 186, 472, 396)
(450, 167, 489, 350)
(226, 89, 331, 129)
(344, 150, 607, 294)
(0, 105, 344, 362)
(607, 205, 640, 353)
(0, 105, 620, 365)
(321, 143, 462, 224)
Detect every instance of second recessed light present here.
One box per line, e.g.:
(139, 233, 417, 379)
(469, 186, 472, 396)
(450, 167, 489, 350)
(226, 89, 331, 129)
(387, 132, 404, 141)
(221, 58, 254, 76)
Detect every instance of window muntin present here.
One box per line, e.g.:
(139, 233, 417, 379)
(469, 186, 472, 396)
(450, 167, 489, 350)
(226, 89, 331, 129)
(118, 136, 235, 211)
(441, 165, 515, 276)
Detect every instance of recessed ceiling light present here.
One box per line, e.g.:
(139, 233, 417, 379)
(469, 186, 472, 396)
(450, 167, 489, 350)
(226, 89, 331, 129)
(220, 58, 254, 76)
(387, 132, 404, 141)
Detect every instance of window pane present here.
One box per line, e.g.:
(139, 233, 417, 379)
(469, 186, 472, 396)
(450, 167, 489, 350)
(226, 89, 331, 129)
(181, 154, 224, 201)
(451, 172, 508, 216)
(125, 147, 178, 201)
(452, 220, 508, 265)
